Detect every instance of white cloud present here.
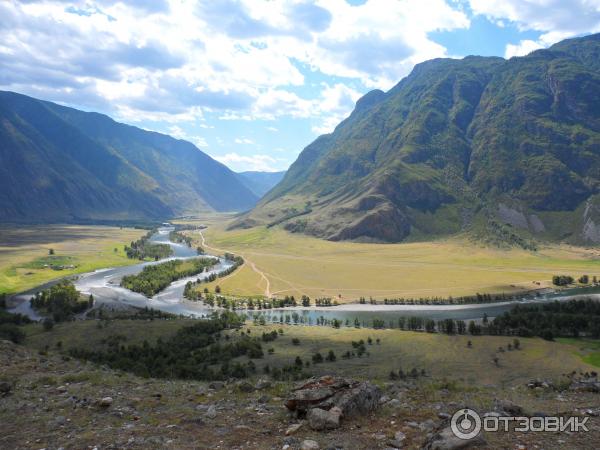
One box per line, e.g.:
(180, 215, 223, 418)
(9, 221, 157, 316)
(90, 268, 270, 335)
(469, 0, 600, 56)
(0, 0, 472, 124)
(504, 39, 544, 58)
(213, 152, 281, 171)
(234, 137, 255, 144)
(266, 126, 278, 131)
(167, 125, 209, 148)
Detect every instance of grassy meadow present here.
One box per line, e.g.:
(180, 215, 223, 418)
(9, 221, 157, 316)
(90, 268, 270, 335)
(0, 225, 145, 294)
(181, 217, 600, 302)
(22, 319, 596, 387)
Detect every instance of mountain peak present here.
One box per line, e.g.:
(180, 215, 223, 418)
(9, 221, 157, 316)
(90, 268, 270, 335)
(241, 33, 600, 245)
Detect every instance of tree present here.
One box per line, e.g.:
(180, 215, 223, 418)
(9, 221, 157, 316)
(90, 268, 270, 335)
(513, 338, 521, 350)
(48, 248, 55, 255)
(326, 350, 336, 362)
(215, 285, 221, 294)
(43, 318, 54, 331)
(579, 275, 589, 284)
(312, 352, 323, 364)
(301, 295, 311, 307)
(467, 340, 472, 348)
(295, 356, 303, 367)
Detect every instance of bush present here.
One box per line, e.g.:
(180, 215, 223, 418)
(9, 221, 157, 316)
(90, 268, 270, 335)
(0, 323, 26, 343)
(43, 318, 54, 331)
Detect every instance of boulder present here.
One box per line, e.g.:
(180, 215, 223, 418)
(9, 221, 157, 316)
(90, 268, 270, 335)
(307, 407, 342, 431)
(286, 376, 381, 420)
(98, 397, 113, 408)
(570, 379, 600, 393)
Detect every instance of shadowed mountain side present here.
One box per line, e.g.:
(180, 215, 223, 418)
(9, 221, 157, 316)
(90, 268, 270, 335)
(0, 91, 258, 222)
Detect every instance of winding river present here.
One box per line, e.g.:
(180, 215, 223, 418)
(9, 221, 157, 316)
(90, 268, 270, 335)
(9, 227, 233, 319)
(8, 226, 600, 324)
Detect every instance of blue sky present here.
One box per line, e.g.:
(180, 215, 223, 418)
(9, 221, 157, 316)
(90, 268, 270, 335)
(1, 0, 599, 172)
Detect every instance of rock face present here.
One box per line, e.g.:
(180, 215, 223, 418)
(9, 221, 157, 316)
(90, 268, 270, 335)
(307, 407, 342, 431)
(285, 376, 381, 430)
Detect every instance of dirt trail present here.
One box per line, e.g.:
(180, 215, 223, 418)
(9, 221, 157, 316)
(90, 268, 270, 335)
(198, 230, 272, 298)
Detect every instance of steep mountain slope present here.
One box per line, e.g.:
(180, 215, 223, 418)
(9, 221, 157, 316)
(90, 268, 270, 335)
(243, 34, 600, 244)
(0, 91, 258, 222)
(236, 171, 286, 197)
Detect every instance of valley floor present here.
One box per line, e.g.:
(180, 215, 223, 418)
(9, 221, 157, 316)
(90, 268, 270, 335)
(182, 216, 600, 302)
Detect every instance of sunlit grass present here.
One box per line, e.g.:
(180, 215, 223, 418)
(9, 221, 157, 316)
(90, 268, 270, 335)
(186, 217, 600, 301)
(0, 225, 145, 294)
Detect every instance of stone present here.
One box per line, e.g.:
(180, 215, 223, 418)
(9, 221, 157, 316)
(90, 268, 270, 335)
(98, 397, 113, 408)
(237, 381, 255, 393)
(287, 376, 381, 416)
(307, 407, 341, 431)
(387, 399, 402, 408)
(208, 381, 225, 390)
(0, 381, 12, 395)
(285, 422, 303, 436)
(423, 425, 487, 450)
(300, 439, 320, 450)
(205, 405, 217, 419)
(394, 431, 406, 442)
(420, 419, 436, 432)
(255, 378, 272, 390)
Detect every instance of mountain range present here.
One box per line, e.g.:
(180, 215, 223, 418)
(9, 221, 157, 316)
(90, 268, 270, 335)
(0, 91, 259, 222)
(240, 33, 600, 245)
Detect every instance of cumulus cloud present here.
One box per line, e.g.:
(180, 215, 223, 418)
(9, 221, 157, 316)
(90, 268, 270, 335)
(504, 39, 544, 58)
(213, 152, 282, 171)
(469, 0, 600, 56)
(0, 0, 472, 124)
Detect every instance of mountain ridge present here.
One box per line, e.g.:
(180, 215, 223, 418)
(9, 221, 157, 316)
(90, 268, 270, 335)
(241, 33, 600, 245)
(0, 90, 258, 222)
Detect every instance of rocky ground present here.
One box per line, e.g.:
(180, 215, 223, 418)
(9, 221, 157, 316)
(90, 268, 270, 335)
(1, 340, 598, 450)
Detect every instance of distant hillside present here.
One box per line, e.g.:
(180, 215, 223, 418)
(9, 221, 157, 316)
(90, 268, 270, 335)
(241, 33, 600, 245)
(0, 91, 258, 222)
(236, 171, 286, 198)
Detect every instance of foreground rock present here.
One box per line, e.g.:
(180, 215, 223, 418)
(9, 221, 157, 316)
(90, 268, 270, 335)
(285, 376, 381, 430)
(307, 407, 342, 430)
